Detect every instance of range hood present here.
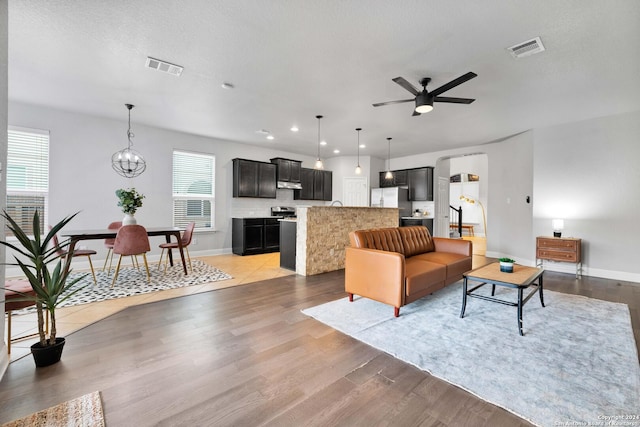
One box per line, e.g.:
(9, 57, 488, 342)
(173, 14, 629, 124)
(277, 181, 302, 190)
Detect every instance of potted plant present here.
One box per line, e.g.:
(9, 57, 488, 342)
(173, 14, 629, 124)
(116, 187, 145, 225)
(1, 210, 88, 367)
(499, 257, 516, 273)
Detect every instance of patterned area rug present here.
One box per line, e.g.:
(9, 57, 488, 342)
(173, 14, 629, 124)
(12, 259, 232, 314)
(1, 391, 104, 427)
(302, 283, 640, 427)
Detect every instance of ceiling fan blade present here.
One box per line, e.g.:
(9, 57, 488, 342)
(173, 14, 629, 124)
(430, 72, 477, 97)
(372, 99, 414, 107)
(412, 110, 421, 117)
(434, 96, 476, 104)
(392, 77, 419, 96)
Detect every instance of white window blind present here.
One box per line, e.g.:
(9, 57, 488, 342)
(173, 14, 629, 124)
(6, 126, 50, 236)
(172, 150, 215, 230)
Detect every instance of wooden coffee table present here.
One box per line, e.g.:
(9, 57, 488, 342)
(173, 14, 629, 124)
(460, 263, 545, 336)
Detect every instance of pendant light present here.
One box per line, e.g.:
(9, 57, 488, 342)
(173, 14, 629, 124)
(385, 137, 393, 180)
(355, 128, 362, 175)
(314, 115, 324, 170)
(111, 104, 146, 178)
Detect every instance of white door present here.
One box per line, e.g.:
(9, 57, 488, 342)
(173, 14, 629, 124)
(343, 177, 368, 206)
(436, 177, 450, 237)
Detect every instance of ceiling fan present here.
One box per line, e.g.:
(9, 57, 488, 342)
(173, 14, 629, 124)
(373, 72, 477, 116)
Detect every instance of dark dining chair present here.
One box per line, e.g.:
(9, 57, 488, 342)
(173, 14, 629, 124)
(157, 222, 195, 273)
(111, 225, 151, 287)
(102, 221, 122, 273)
(51, 228, 98, 284)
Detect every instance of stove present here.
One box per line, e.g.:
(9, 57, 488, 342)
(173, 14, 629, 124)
(271, 206, 296, 218)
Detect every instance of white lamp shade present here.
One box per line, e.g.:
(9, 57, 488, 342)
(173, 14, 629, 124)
(552, 219, 564, 231)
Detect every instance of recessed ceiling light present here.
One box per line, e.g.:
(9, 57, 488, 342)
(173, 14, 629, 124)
(359, 144, 366, 148)
(221, 82, 235, 89)
(333, 149, 340, 154)
(255, 129, 270, 135)
(320, 140, 327, 146)
(290, 126, 299, 132)
(266, 135, 275, 140)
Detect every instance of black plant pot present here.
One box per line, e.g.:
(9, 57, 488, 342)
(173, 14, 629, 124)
(30, 337, 66, 367)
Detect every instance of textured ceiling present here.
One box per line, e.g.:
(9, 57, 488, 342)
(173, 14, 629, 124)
(9, 0, 640, 159)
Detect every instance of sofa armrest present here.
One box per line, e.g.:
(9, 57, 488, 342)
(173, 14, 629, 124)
(345, 247, 405, 309)
(433, 237, 473, 257)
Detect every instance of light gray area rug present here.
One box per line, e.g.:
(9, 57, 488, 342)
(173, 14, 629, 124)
(12, 259, 232, 314)
(302, 283, 640, 427)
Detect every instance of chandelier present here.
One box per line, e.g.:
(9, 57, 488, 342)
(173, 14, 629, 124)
(112, 104, 146, 178)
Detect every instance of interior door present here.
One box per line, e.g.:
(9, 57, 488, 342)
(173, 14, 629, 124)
(434, 158, 450, 237)
(343, 177, 368, 206)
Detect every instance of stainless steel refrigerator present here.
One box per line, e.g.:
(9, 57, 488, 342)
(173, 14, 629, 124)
(371, 187, 411, 217)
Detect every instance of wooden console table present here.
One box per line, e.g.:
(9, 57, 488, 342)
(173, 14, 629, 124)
(536, 236, 581, 278)
(449, 223, 475, 236)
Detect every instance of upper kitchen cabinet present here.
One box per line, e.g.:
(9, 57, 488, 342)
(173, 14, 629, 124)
(379, 169, 408, 188)
(408, 167, 433, 201)
(232, 158, 277, 198)
(270, 158, 302, 183)
(294, 168, 332, 201)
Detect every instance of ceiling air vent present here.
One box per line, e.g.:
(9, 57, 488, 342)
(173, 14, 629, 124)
(506, 37, 545, 59)
(145, 57, 184, 76)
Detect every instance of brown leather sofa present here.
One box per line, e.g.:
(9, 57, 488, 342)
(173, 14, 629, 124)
(345, 226, 472, 317)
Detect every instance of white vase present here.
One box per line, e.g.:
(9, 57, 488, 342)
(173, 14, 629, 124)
(123, 213, 137, 225)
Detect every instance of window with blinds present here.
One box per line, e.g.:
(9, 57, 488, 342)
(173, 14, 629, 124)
(172, 150, 215, 230)
(6, 127, 50, 236)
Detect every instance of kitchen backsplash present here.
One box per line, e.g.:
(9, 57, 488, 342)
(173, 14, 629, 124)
(231, 189, 328, 218)
(411, 201, 435, 218)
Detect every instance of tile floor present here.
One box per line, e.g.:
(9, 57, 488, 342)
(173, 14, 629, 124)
(5, 252, 294, 362)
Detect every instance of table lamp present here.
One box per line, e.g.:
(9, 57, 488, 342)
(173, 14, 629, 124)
(552, 219, 564, 237)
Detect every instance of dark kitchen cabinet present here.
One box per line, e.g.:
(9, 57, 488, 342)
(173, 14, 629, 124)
(279, 220, 297, 270)
(232, 218, 280, 255)
(408, 167, 433, 201)
(294, 168, 332, 201)
(232, 158, 277, 198)
(379, 169, 408, 188)
(270, 158, 302, 183)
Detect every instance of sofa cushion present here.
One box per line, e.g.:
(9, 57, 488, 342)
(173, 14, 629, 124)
(350, 228, 405, 254)
(413, 251, 472, 279)
(404, 258, 446, 296)
(399, 226, 435, 257)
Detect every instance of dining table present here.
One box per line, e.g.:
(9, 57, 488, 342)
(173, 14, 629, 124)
(62, 226, 188, 275)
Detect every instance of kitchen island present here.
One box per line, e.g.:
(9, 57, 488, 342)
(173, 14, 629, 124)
(295, 206, 399, 276)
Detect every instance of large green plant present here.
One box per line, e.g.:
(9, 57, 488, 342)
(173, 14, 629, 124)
(116, 187, 145, 215)
(1, 210, 87, 347)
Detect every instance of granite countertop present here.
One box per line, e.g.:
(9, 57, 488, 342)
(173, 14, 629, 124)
(278, 218, 297, 222)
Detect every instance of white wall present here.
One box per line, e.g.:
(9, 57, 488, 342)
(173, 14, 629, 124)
(532, 110, 640, 280)
(1, 0, 9, 374)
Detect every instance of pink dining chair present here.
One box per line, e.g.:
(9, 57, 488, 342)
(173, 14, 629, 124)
(111, 225, 151, 287)
(158, 222, 195, 273)
(51, 227, 98, 284)
(102, 221, 122, 273)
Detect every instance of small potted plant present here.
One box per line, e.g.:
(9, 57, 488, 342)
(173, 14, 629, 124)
(1, 210, 88, 367)
(499, 257, 516, 273)
(116, 187, 145, 225)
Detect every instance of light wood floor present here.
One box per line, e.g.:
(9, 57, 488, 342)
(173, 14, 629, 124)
(1, 252, 638, 426)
